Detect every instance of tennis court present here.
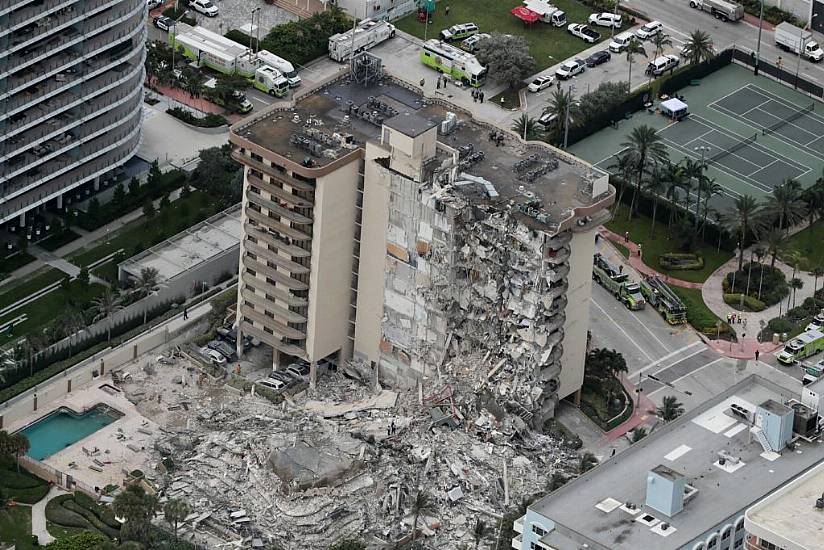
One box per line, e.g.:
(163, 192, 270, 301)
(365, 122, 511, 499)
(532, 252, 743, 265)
(570, 63, 824, 208)
(709, 84, 824, 161)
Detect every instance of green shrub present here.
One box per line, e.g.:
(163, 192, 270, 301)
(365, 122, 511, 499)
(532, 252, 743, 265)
(45, 495, 90, 530)
(259, 10, 351, 66)
(660, 253, 705, 271)
(768, 318, 794, 334)
(162, 6, 196, 25)
(723, 293, 766, 312)
(166, 107, 227, 128)
(723, 263, 788, 306)
(63, 500, 120, 538)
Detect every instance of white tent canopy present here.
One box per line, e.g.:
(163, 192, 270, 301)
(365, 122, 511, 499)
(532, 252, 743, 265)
(660, 97, 688, 120)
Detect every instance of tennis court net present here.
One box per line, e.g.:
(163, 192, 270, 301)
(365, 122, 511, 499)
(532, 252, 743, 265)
(708, 133, 757, 164)
(762, 102, 815, 135)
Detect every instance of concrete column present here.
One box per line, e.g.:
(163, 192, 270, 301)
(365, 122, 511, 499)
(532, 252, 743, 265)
(56, 194, 63, 210)
(67, 379, 72, 393)
(310, 360, 317, 392)
(236, 323, 244, 360)
(18, 211, 25, 228)
(93, 176, 100, 191)
(272, 348, 281, 370)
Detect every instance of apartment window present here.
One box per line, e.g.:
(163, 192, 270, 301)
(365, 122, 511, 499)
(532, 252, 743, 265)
(247, 252, 257, 262)
(246, 268, 257, 277)
(263, 326, 273, 335)
(760, 541, 783, 550)
(531, 525, 546, 537)
(251, 153, 263, 162)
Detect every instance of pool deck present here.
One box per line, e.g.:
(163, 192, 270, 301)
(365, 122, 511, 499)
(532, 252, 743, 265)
(8, 381, 157, 491)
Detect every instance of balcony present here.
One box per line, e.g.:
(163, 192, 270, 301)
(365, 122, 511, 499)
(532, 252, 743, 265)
(0, 0, 143, 78)
(245, 258, 309, 292)
(243, 307, 306, 340)
(0, 0, 82, 39)
(0, 0, 33, 18)
(241, 272, 307, 307)
(514, 516, 524, 534)
(246, 225, 311, 258)
(241, 287, 307, 324)
(1, 78, 141, 161)
(511, 535, 522, 550)
(247, 173, 313, 208)
(1, 95, 141, 181)
(239, 320, 307, 359)
(245, 207, 312, 242)
(232, 151, 315, 191)
(0, 130, 140, 224)
(247, 190, 313, 225)
(244, 241, 310, 275)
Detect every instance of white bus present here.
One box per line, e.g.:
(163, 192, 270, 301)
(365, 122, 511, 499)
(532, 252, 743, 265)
(328, 19, 396, 62)
(256, 50, 302, 87)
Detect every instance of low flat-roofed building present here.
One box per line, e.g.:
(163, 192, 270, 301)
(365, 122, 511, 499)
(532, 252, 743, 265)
(515, 374, 824, 550)
(744, 459, 824, 550)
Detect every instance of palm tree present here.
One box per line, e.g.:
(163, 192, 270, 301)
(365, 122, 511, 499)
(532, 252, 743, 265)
(699, 177, 723, 237)
(9, 433, 29, 473)
(661, 161, 688, 234)
(790, 277, 804, 308)
(630, 427, 648, 443)
(608, 152, 635, 216)
(113, 484, 158, 542)
(543, 88, 577, 140)
(620, 125, 669, 220)
(644, 167, 667, 238)
(647, 33, 673, 88)
(473, 519, 488, 550)
(511, 114, 540, 141)
(135, 267, 160, 324)
(163, 498, 190, 540)
(682, 29, 715, 64)
(657, 395, 684, 422)
(764, 179, 807, 234)
(754, 246, 767, 299)
(92, 290, 124, 342)
(65, 310, 86, 354)
(811, 267, 824, 296)
(723, 194, 762, 271)
(680, 157, 706, 231)
(624, 37, 647, 89)
(410, 490, 436, 547)
(801, 178, 824, 250)
(579, 451, 598, 473)
(761, 228, 785, 268)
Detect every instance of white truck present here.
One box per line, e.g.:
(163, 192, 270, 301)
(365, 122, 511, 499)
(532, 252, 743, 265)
(328, 19, 396, 62)
(522, 0, 567, 26)
(256, 50, 302, 87)
(688, 0, 744, 22)
(253, 66, 290, 97)
(775, 22, 824, 62)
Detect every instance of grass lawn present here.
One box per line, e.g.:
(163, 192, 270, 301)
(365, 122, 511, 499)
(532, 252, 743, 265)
(780, 220, 824, 272)
(0, 461, 50, 505)
(672, 286, 727, 336)
(490, 84, 524, 110)
(0, 268, 65, 311)
(394, 0, 629, 72)
(606, 205, 733, 283)
(70, 191, 222, 267)
(0, 506, 35, 549)
(91, 261, 119, 284)
(37, 229, 81, 252)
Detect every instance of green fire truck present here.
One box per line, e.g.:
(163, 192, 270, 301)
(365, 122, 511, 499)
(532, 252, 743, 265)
(640, 276, 687, 324)
(777, 329, 824, 365)
(592, 253, 646, 310)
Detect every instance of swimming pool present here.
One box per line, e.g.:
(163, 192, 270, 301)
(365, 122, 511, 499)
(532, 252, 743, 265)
(20, 404, 124, 460)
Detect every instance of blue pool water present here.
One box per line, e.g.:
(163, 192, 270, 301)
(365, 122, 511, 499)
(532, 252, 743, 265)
(20, 405, 122, 460)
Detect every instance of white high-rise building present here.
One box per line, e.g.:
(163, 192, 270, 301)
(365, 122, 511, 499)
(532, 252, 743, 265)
(0, 0, 146, 228)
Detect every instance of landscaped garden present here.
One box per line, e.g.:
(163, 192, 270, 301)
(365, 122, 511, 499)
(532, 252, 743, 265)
(394, 0, 630, 72)
(578, 348, 633, 431)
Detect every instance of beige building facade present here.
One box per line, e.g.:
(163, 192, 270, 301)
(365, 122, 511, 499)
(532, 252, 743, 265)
(229, 73, 612, 422)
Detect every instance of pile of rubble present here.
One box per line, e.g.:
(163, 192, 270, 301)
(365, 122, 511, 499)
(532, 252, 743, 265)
(121, 352, 584, 549)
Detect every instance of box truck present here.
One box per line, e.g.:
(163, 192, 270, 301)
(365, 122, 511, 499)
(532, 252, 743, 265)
(775, 22, 824, 61)
(328, 19, 396, 62)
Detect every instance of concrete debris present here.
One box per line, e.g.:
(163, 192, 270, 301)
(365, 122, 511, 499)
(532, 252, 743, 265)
(117, 347, 584, 549)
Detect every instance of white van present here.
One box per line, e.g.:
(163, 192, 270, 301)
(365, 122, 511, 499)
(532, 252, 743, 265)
(646, 54, 680, 76)
(609, 31, 635, 53)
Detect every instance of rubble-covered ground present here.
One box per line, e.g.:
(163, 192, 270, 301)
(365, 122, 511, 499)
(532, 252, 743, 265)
(119, 348, 586, 549)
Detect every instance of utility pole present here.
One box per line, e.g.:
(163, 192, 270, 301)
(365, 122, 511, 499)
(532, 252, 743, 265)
(755, 0, 764, 75)
(563, 85, 575, 149)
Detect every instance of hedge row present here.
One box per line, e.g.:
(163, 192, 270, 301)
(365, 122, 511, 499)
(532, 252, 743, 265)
(45, 493, 121, 539)
(166, 107, 228, 128)
(723, 293, 766, 312)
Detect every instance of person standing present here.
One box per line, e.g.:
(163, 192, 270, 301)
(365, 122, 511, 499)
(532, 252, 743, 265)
(755, 349, 760, 362)
(445, 5, 450, 16)
(624, 231, 629, 243)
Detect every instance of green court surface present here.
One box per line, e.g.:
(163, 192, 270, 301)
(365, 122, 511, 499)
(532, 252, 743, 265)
(569, 64, 824, 211)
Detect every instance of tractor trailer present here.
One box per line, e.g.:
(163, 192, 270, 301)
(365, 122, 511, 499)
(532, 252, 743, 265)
(328, 19, 396, 62)
(775, 22, 824, 61)
(688, 0, 744, 22)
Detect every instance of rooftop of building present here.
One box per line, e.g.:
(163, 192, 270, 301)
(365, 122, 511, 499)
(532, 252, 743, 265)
(531, 374, 824, 550)
(118, 205, 241, 283)
(231, 74, 612, 233)
(745, 460, 824, 550)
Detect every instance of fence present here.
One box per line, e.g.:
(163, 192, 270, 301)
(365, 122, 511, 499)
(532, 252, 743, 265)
(19, 455, 99, 498)
(731, 47, 824, 100)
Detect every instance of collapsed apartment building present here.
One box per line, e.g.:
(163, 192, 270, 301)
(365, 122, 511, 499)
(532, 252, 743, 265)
(229, 54, 614, 427)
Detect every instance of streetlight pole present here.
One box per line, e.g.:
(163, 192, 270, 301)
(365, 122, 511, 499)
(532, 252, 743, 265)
(612, 0, 619, 38)
(795, 16, 817, 88)
(755, 0, 764, 75)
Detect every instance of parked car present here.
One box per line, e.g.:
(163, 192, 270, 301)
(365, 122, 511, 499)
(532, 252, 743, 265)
(207, 340, 236, 361)
(646, 54, 680, 76)
(285, 362, 311, 380)
(567, 23, 601, 44)
(537, 112, 558, 130)
(201, 348, 226, 367)
(189, 0, 218, 16)
(528, 74, 555, 93)
(153, 15, 173, 31)
(555, 59, 585, 79)
(216, 326, 253, 351)
(147, 0, 163, 9)
(440, 23, 478, 41)
(256, 378, 286, 392)
(636, 20, 664, 40)
(268, 371, 296, 386)
(609, 31, 636, 52)
(586, 50, 611, 67)
(460, 33, 490, 52)
(806, 312, 824, 332)
(588, 12, 622, 28)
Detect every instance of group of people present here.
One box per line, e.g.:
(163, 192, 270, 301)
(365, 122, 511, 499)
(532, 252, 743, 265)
(726, 312, 747, 329)
(471, 88, 485, 103)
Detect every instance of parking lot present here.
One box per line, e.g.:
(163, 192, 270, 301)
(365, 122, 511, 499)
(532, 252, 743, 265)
(187, 0, 297, 37)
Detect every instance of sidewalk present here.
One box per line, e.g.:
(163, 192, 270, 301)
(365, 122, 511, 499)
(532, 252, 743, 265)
(30, 486, 67, 544)
(602, 374, 659, 442)
(598, 227, 702, 289)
